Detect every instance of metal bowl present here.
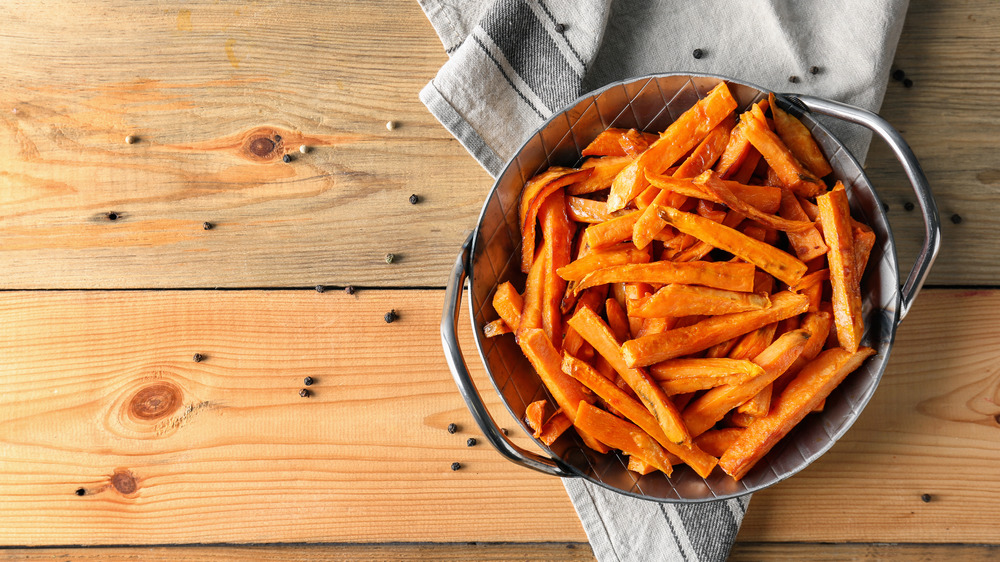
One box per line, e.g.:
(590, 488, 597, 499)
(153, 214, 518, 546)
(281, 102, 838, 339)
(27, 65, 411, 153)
(443, 73, 940, 502)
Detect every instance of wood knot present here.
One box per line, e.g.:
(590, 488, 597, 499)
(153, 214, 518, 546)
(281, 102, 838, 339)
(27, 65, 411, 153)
(248, 137, 276, 157)
(111, 469, 138, 496)
(129, 382, 182, 421)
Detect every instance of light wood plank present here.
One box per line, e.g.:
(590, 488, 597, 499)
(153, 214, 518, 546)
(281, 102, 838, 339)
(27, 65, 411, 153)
(0, 0, 490, 289)
(0, 289, 999, 545)
(730, 542, 1000, 561)
(864, 0, 1000, 285)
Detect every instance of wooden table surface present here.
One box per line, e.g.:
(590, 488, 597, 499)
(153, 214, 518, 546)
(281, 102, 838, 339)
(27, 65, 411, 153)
(2, 1, 998, 560)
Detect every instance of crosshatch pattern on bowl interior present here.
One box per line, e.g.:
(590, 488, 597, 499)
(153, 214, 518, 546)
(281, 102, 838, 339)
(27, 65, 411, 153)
(467, 74, 902, 502)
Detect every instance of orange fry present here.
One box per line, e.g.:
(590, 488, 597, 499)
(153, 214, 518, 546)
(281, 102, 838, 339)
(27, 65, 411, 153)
(817, 185, 864, 352)
(779, 190, 829, 262)
(630, 284, 770, 318)
(694, 171, 812, 232)
(569, 156, 633, 195)
(537, 410, 573, 446)
(621, 291, 810, 368)
(607, 82, 738, 211)
(645, 173, 782, 215)
(575, 261, 756, 295)
(566, 196, 626, 223)
(582, 128, 659, 157)
(525, 400, 548, 436)
(574, 402, 674, 475)
(567, 307, 691, 445)
(728, 322, 778, 361)
(557, 244, 651, 282)
(539, 190, 573, 347)
(660, 374, 750, 395)
(742, 105, 825, 198)
(769, 93, 833, 178)
(492, 281, 523, 331)
(719, 346, 876, 479)
(694, 427, 745, 458)
(649, 358, 765, 381)
(483, 319, 511, 338)
(520, 167, 593, 272)
(715, 99, 769, 179)
(583, 211, 641, 250)
(681, 329, 812, 437)
(656, 206, 807, 285)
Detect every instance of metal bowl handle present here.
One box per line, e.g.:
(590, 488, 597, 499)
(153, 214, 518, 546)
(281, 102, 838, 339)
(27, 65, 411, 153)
(782, 94, 941, 321)
(441, 233, 575, 477)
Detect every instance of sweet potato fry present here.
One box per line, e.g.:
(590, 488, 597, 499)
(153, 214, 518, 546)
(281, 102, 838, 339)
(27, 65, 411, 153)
(582, 128, 659, 157)
(627, 456, 659, 475)
(817, 185, 864, 352)
(694, 427, 744, 457)
(681, 329, 812, 437)
(649, 358, 765, 381)
(718, 346, 876, 479)
(661, 374, 749, 395)
(715, 99, 768, 179)
(574, 402, 675, 475)
(783, 311, 834, 380)
(539, 190, 573, 347)
(657, 206, 807, 285)
(562, 354, 717, 477)
(483, 319, 511, 338)
(769, 93, 833, 178)
(736, 384, 771, 417)
(516, 248, 546, 338)
(518, 329, 607, 453)
(567, 196, 620, 223)
(779, 190, 828, 262)
(693, 171, 812, 233)
(854, 227, 876, 291)
(575, 260, 756, 295)
(525, 400, 548, 436)
(583, 211, 641, 250)
(630, 284, 770, 318)
(520, 167, 593, 272)
(492, 281, 523, 331)
(728, 322, 778, 361)
(567, 307, 691, 445)
(621, 291, 809, 368)
(607, 82, 738, 211)
(557, 244, 651, 282)
(645, 173, 782, 215)
(605, 298, 631, 343)
(569, 156, 633, 195)
(537, 410, 573, 446)
(563, 286, 607, 356)
(742, 105, 825, 198)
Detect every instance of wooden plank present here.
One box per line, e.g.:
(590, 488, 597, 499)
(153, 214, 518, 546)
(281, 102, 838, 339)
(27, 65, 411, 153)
(864, 0, 1000, 285)
(731, 543, 1000, 561)
(0, 0, 490, 289)
(1, 289, 999, 545)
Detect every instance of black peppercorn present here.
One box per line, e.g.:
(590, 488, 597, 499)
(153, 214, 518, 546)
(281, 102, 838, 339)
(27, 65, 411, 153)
(450, 462, 461, 471)
(447, 423, 458, 434)
(554, 23, 566, 33)
(203, 222, 213, 230)
(344, 285, 355, 295)
(107, 212, 119, 221)
(299, 388, 310, 398)
(500, 427, 508, 436)
(788, 75, 799, 83)
(384, 310, 397, 323)
(892, 69, 905, 81)
(903, 78, 913, 88)
(315, 285, 325, 293)
(385, 253, 395, 264)
(921, 493, 931, 503)
(467, 437, 476, 447)
(951, 214, 962, 224)
(75, 488, 86, 496)
(193, 353, 204, 362)
(409, 194, 419, 205)
(282, 154, 291, 163)
(809, 66, 820, 75)
(692, 48, 704, 59)
(904, 201, 914, 211)
(303, 376, 314, 386)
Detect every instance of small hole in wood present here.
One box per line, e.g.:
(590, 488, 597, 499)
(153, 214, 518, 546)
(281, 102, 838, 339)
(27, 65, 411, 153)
(107, 212, 119, 221)
(75, 488, 86, 496)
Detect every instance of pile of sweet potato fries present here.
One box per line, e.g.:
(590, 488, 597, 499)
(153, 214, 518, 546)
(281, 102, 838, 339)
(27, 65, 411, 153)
(484, 82, 875, 481)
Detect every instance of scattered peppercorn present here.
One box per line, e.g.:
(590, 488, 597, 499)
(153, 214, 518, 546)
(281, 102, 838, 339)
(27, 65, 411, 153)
(344, 285, 355, 295)
(467, 437, 476, 447)
(384, 310, 397, 323)
(193, 353, 204, 362)
(282, 154, 291, 163)
(904, 201, 914, 211)
(951, 213, 962, 224)
(385, 253, 395, 264)
(304, 376, 314, 386)
(125, 135, 137, 144)
(203, 222, 213, 230)
(450, 462, 461, 471)
(903, 78, 913, 88)
(500, 427, 508, 436)
(554, 23, 566, 33)
(75, 488, 86, 496)
(892, 69, 905, 81)
(921, 493, 932, 503)
(409, 194, 419, 205)
(692, 48, 704, 59)
(447, 423, 458, 434)
(299, 388, 310, 398)
(809, 66, 820, 75)
(107, 212, 119, 221)
(385, 121, 397, 131)
(315, 285, 325, 293)
(788, 75, 799, 83)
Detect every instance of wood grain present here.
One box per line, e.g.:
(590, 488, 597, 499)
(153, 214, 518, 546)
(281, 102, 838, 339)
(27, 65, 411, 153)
(0, 0, 490, 289)
(0, 288, 997, 545)
(864, 0, 1000, 285)
(1, 0, 997, 288)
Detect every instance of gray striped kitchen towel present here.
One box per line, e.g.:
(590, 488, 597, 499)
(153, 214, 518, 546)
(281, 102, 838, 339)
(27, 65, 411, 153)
(420, 1, 907, 560)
